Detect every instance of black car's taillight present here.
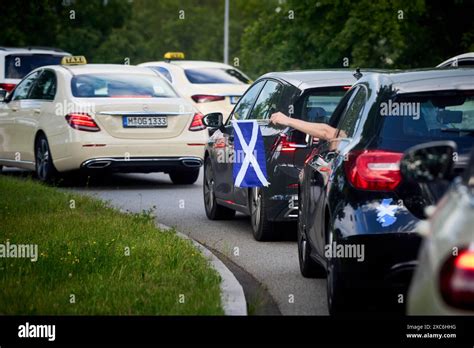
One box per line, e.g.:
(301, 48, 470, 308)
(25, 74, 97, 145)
(344, 150, 403, 191)
(65, 113, 101, 132)
(272, 134, 298, 153)
(440, 248, 474, 310)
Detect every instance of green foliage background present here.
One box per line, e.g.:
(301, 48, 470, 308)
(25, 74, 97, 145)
(1, 0, 473, 79)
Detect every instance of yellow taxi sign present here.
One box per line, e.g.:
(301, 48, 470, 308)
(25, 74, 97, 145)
(164, 52, 185, 60)
(61, 56, 87, 65)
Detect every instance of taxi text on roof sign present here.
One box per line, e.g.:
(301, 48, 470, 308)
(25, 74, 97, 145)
(164, 52, 185, 60)
(61, 56, 87, 65)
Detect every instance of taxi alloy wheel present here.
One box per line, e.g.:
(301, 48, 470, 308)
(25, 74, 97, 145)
(203, 157, 235, 220)
(250, 187, 274, 241)
(35, 135, 57, 183)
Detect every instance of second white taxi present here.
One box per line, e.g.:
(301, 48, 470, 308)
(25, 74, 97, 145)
(139, 52, 251, 121)
(0, 56, 207, 184)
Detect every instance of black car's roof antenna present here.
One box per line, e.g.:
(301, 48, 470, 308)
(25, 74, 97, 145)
(353, 68, 363, 80)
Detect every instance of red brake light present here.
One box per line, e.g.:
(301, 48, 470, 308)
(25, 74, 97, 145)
(440, 248, 474, 310)
(189, 112, 206, 131)
(65, 113, 100, 132)
(273, 134, 298, 152)
(343, 86, 352, 90)
(191, 95, 225, 103)
(344, 150, 403, 191)
(0, 83, 16, 92)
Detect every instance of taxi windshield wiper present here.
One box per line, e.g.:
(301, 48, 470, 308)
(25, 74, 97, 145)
(440, 128, 474, 134)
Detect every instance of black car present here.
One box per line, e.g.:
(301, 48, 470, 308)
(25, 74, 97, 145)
(202, 71, 357, 240)
(297, 68, 474, 314)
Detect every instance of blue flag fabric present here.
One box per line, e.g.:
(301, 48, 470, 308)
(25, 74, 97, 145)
(232, 120, 269, 188)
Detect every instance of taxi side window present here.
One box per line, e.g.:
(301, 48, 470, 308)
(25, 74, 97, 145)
(11, 71, 41, 101)
(336, 87, 367, 138)
(230, 80, 265, 122)
(248, 80, 283, 120)
(29, 70, 57, 101)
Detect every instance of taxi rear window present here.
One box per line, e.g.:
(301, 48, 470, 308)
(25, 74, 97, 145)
(71, 73, 178, 98)
(184, 68, 250, 84)
(5, 54, 64, 79)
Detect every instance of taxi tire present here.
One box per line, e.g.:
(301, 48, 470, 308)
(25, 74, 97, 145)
(169, 168, 199, 185)
(203, 157, 236, 220)
(250, 187, 274, 241)
(35, 134, 58, 184)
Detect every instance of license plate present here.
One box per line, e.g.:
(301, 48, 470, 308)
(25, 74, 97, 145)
(230, 96, 240, 104)
(123, 116, 168, 128)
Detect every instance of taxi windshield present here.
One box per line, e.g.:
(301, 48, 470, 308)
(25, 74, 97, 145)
(71, 73, 177, 98)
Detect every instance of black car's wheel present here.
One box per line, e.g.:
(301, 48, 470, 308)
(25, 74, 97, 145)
(35, 134, 58, 183)
(169, 168, 200, 185)
(203, 157, 235, 220)
(250, 187, 274, 241)
(297, 222, 326, 278)
(0, 165, 3, 173)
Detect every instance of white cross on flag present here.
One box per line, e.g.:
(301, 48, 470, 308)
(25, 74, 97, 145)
(232, 120, 269, 187)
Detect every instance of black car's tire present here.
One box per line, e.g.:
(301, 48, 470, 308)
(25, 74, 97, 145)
(35, 134, 58, 183)
(169, 168, 200, 185)
(250, 187, 274, 241)
(297, 223, 326, 278)
(203, 158, 235, 220)
(327, 256, 352, 315)
(0, 165, 3, 173)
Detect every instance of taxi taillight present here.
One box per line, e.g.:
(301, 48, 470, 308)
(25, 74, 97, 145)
(65, 113, 100, 132)
(189, 112, 206, 131)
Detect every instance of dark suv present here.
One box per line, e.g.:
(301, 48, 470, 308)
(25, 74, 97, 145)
(202, 71, 357, 240)
(297, 68, 474, 314)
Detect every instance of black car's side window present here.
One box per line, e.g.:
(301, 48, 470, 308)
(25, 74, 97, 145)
(230, 80, 265, 122)
(248, 80, 283, 120)
(11, 71, 41, 101)
(328, 87, 357, 127)
(336, 87, 367, 138)
(28, 70, 57, 101)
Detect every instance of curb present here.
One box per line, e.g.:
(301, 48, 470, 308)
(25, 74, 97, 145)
(156, 223, 247, 316)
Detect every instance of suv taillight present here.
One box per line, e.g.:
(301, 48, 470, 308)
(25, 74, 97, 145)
(65, 113, 100, 132)
(189, 112, 206, 131)
(344, 150, 403, 191)
(0, 83, 16, 92)
(440, 248, 474, 310)
(191, 95, 225, 103)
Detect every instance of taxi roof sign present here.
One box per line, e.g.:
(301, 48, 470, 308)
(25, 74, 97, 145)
(61, 56, 87, 65)
(164, 52, 185, 60)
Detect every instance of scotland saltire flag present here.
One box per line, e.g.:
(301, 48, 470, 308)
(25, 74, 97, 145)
(232, 120, 269, 187)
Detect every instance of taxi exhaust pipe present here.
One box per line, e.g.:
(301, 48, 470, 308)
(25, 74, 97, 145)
(181, 158, 203, 168)
(86, 160, 112, 169)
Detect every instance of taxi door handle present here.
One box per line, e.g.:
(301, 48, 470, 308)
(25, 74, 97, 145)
(34, 108, 41, 114)
(11, 107, 18, 112)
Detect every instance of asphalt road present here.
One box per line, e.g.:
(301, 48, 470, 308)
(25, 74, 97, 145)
(5, 168, 329, 315)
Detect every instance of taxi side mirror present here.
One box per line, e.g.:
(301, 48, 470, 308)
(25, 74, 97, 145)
(202, 112, 223, 129)
(400, 141, 457, 183)
(0, 89, 7, 102)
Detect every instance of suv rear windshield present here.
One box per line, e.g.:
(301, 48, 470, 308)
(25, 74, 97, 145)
(71, 74, 177, 98)
(5, 54, 64, 79)
(184, 68, 250, 84)
(380, 91, 474, 153)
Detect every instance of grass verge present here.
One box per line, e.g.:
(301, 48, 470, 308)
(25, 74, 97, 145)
(0, 175, 223, 315)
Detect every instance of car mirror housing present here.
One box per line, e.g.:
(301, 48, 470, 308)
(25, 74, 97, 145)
(0, 89, 7, 102)
(400, 141, 457, 183)
(202, 112, 223, 129)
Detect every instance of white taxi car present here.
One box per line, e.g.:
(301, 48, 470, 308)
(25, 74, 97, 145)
(139, 52, 251, 121)
(0, 56, 207, 184)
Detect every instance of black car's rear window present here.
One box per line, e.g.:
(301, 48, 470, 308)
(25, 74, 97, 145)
(379, 91, 474, 153)
(5, 54, 64, 79)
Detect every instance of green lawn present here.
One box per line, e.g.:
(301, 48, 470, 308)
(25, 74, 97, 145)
(0, 175, 223, 315)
